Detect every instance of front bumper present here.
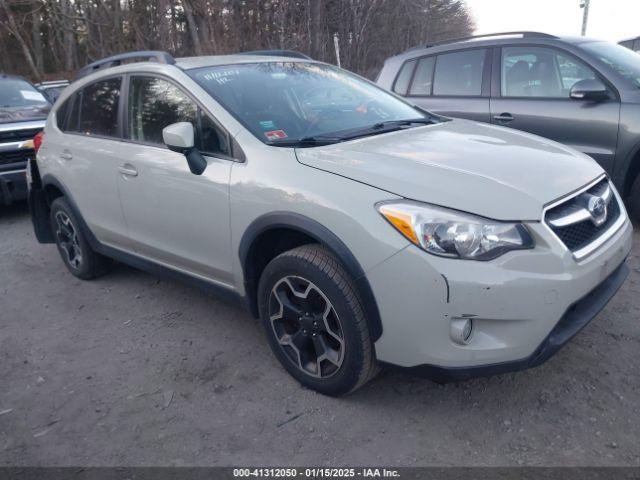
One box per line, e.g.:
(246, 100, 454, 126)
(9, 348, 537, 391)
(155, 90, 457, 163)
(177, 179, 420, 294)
(0, 167, 28, 205)
(380, 261, 628, 382)
(367, 215, 633, 379)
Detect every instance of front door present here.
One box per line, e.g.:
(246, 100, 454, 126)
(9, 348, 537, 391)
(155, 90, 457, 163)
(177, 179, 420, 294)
(116, 75, 234, 284)
(491, 45, 621, 172)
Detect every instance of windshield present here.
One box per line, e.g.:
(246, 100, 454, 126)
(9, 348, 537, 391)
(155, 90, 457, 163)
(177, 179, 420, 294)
(582, 41, 640, 88)
(188, 62, 431, 145)
(0, 78, 50, 108)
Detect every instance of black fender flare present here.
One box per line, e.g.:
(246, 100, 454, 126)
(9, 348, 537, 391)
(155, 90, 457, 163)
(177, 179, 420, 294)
(618, 138, 640, 197)
(40, 174, 102, 250)
(239, 212, 383, 342)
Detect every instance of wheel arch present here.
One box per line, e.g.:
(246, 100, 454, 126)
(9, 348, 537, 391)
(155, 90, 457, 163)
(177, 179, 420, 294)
(29, 170, 75, 244)
(38, 174, 101, 249)
(621, 140, 640, 198)
(239, 212, 383, 342)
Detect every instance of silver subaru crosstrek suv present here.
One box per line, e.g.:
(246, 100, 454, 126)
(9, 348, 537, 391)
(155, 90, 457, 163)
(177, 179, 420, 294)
(28, 51, 632, 396)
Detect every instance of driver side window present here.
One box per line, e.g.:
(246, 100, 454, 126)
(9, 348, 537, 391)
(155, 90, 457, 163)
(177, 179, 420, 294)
(501, 47, 597, 98)
(128, 76, 229, 156)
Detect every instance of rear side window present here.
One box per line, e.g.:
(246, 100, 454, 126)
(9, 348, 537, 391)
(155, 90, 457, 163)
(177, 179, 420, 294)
(67, 93, 81, 132)
(70, 78, 122, 137)
(408, 57, 435, 96)
(55, 96, 71, 130)
(433, 49, 485, 96)
(393, 60, 416, 95)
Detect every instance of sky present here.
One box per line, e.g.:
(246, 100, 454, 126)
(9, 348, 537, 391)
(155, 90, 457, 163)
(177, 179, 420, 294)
(465, 0, 640, 43)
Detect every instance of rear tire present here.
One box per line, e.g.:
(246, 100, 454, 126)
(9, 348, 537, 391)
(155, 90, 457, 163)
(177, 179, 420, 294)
(258, 244, 378, 396)
(50, 197, 111, 280)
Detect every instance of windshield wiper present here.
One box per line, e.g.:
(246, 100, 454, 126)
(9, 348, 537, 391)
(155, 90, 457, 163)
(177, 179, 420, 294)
(266, 118, 436, 147)
(371, 118, 436, 129)
(327, 118, 435, 142)
(266, 136, 342, 148)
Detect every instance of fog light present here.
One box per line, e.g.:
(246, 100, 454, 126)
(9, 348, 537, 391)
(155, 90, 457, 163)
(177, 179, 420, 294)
(450, 318, 473, 345)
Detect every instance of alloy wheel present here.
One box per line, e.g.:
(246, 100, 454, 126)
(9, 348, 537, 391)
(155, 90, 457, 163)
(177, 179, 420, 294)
(268, 276, 345, 378)
(54, 211, 83, 269)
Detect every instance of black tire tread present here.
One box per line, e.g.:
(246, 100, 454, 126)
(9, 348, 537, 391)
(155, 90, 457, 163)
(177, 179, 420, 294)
(629, 175, 640, 221)
(50, 197, 111, 280)
(271, 244, 378, 393)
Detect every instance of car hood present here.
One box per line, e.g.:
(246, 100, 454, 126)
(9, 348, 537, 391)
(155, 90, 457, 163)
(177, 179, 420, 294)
(295, 119, 604, 221)
(0, 105, 50, 124)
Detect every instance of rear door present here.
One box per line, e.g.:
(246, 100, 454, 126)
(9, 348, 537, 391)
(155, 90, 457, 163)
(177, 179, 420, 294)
(51, 77, 131, 249)
(490, 45, 621, 172)
(115, 74, 234, 284)
(397, 48, 491, 122)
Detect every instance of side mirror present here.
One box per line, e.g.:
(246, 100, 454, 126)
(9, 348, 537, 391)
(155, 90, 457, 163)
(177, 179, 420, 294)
(570, 79, 609, 102)
(162, 122, 207, 175)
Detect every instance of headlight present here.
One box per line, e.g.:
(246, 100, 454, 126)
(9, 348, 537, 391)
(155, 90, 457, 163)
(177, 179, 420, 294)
(377, 201, 534, 261)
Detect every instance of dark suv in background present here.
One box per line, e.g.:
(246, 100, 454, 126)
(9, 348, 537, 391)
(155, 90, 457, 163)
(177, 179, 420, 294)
(377, 32, 640, 218)
(0, 74, 50, 205)
(0, 74, 51, 205)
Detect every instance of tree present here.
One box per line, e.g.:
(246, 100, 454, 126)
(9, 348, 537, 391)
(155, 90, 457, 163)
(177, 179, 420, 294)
(0, 0, 474, 80)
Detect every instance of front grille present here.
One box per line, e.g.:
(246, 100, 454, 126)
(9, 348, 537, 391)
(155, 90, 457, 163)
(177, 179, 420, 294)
(0, 128, 42, 143)
(0, 148, 33, 167)
(545, 178, 622, 253)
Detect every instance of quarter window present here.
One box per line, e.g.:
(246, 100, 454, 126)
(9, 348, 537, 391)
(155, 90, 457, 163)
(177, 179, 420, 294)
(393, 60, 416, 95)
(199, 112, 229, 156)
(408, 57, 435, 96)
(433, 49, 485, 96)
(502, 46, 597, 98)
(75, 78, 121, 137)
(55, 95, 71, 131)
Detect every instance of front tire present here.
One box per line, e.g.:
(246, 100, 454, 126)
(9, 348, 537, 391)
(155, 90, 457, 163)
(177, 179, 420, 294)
(629, 175, 640, 220)
(258, 244, 378, 396)
(50, 197, 111, 280)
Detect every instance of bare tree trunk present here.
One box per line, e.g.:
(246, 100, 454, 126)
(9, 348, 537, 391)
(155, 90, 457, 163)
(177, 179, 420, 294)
(0, 0, 41, 79)
(183, 0, 203, 55)
(60, 0, 75, 71)
(31, 2, 43, 72)
(113, 0, 124, 53)
(307, 0, 322, 58)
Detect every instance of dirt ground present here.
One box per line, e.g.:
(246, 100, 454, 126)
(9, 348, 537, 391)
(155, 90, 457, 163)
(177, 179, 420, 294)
(1, 202, 639, 467)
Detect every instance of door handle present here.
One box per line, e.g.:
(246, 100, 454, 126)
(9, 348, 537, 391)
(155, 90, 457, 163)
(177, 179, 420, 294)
(59, 151, 73, 161)
(118, 164, 138, 177)
(494, 113, 515, 122)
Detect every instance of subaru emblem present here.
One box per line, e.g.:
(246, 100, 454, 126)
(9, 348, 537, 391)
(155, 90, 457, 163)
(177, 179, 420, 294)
(587, 195, 607, 226)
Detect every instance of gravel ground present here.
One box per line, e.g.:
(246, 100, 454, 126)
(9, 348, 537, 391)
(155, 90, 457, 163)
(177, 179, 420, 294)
(1, 202, 639, 467)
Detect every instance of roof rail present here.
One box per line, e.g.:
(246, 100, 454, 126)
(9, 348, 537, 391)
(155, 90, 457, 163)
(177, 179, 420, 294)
(238, 49, 312, 60)
(75, 51, 176, 80)
(35, 80, 70, 86)
(411, 31, 559, 51)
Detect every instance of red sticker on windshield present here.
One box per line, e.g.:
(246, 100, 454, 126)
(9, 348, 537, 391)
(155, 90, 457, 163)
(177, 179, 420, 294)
(265, 130, 288, 141)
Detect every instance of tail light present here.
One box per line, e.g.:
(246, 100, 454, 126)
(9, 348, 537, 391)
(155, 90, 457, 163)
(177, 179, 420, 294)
(33, 131, 45, 153)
